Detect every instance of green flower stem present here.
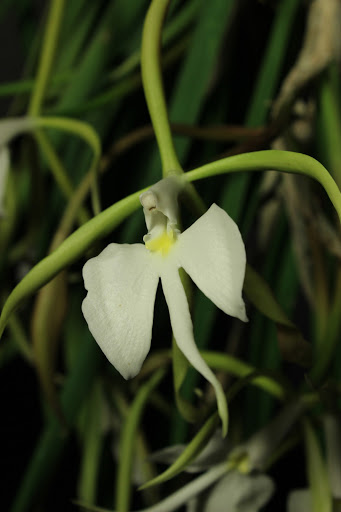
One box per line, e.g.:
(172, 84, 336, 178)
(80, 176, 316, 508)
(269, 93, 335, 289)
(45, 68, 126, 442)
(28, 0, 66, 116)
(115, 369, 165, 512)
(185, 150, 341, 223)
(141, 0, 182, 175)
(34, 116, 102, 215)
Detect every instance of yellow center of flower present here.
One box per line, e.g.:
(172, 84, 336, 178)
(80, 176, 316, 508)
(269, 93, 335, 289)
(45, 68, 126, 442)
(145, 230, 175, 256)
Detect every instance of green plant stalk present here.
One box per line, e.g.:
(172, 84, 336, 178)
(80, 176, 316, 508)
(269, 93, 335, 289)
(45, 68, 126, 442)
(185, 150, 341, 223)
(28, 0, 66, 116)
(115, 369, 165, 512)
(141, 0, 182, 175)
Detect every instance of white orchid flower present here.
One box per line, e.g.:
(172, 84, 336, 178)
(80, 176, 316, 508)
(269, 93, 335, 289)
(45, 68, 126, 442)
(82, 175, 247, 429)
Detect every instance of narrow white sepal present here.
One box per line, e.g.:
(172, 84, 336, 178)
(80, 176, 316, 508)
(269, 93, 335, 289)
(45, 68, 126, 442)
(177, 204, 248, 322)
(160, 266, 228, 435)
(82, 243, 159, 379)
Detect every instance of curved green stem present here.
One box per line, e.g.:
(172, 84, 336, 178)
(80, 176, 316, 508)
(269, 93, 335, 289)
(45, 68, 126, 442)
(28, 0, 66, 116)
(141, 0, 182, 175)
(185, 150, 341, 223)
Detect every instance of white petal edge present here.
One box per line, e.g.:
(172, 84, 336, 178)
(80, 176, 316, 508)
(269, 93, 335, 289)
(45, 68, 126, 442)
(160, 265, 228, 435)
(82, 243, 159, 379)
(176, 204, 248, 322)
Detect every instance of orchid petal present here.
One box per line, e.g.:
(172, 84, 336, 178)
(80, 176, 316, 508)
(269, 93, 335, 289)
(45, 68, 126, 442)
(82, 244, 159, 379)
(177, 204, 247, 322)
(160, 266, 228, 435)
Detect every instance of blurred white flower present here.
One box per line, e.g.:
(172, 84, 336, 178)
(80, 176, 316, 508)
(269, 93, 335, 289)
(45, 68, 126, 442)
(0, 147, 10, 218)
(189, 470, 274, 512)
(82, 175, 247, 429)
